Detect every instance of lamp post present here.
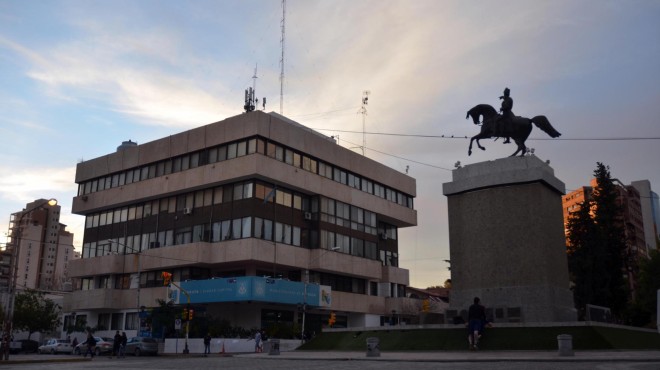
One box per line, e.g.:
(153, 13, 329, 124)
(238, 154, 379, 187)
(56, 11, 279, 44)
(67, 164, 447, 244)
(3, 198, 57, 360)
(106, 240, 142, 333)
(300, 246, 340, 344)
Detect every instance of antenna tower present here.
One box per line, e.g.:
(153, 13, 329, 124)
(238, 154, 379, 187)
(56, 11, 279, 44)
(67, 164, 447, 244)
(279, 0, 286, 115)
(252, 64, 258, 95)
(358, 90, 370, 156)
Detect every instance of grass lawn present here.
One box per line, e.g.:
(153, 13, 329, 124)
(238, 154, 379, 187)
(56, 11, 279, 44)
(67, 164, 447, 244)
(299, 325, 660, 351)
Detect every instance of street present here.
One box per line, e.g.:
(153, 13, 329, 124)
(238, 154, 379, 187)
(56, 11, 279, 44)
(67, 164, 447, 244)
(2, 354, 660, 370)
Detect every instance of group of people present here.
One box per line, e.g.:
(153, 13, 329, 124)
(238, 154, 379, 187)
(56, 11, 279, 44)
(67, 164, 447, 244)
(79, 330, 127, 359)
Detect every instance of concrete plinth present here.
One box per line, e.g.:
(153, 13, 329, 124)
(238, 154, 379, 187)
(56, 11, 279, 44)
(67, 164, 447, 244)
(443, 156, 576, 322)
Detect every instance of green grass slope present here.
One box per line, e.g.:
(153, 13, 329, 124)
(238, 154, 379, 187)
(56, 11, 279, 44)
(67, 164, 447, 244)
(299, 326, 660, 351)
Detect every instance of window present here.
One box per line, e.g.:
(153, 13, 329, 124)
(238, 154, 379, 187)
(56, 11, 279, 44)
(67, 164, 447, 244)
(241, 217, 252, 238)
(115, 274, 131, 289)
(81, 277, 93, 290)
(111, 313, 123, 330)
(97, 313, 111, 331)
(125, 313, 138, 330)
(227, 143, 237, 159)
(98, 275, 112, 289)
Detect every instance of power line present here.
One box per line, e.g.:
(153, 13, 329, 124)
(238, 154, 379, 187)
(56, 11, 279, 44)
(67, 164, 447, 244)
(334, 137, 453, 171)
(314, 128, 660, 141)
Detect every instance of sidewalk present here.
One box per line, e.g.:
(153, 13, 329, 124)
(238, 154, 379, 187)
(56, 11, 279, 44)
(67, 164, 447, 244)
(235, 350, 660, 362)
(2, 350, 660, 364)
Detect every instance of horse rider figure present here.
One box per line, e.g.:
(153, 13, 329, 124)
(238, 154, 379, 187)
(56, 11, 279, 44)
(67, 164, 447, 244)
(497, 88, 513, 143)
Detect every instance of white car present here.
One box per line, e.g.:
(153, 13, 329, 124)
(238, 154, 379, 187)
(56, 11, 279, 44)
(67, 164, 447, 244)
(38, 339, 73, 354)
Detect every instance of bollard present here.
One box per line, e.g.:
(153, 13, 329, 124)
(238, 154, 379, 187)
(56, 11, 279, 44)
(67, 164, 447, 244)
(366, 337, 380, 357)
(557, 334, 574, 356)
(268, 339, 280, 355)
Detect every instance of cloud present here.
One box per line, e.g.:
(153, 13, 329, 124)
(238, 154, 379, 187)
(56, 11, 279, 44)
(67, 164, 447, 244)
(0, 166, 77, 203)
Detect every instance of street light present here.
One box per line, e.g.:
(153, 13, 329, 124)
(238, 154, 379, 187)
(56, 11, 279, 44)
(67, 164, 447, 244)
(3, 198, 57, 360)
(300, 246, 340, 344)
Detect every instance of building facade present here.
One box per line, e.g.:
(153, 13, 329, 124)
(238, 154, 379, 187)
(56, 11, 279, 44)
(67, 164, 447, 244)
(1, 199, 74, 294)
(631, 180, 660, 252)
(562, 178, 650, 298)
(64, 111, 417, 338)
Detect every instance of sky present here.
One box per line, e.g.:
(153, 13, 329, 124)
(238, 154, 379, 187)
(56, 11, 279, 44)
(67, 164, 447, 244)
(1, 0, 659, 289)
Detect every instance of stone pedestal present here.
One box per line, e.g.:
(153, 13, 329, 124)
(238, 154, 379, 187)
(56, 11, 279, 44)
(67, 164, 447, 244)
(443, 156, 576, 322)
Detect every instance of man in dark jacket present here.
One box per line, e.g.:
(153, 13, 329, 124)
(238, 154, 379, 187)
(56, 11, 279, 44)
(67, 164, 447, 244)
(468, 297, 486, 350)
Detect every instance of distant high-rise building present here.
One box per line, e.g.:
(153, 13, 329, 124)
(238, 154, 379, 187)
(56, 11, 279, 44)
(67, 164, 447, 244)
(2, 199, 75, 292)
(631, 180, 659, 252)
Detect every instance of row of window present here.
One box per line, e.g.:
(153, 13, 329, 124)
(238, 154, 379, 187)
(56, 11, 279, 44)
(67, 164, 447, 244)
(83, 215, 391, 266)
(84, 180, 303, 229)
(77, 135, 413, 209)
(83, 216, 304, 258)
(82, 179, 391, 246)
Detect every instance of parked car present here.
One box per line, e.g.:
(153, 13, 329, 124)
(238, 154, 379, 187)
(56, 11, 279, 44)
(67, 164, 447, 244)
(124, 337, 158, 356)
(38, 338, 73, 354)
(9, 339, 39, 354)
(73, 337, 114, 356)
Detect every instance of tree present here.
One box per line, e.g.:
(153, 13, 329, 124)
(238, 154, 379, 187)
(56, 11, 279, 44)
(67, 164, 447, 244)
(13, 289, 61, 339)
(627, 250, 660, 326)
(567, 163, 628, 319)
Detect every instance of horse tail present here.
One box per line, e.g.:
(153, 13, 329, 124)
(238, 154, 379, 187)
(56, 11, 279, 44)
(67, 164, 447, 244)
(531, 116, 561, 138)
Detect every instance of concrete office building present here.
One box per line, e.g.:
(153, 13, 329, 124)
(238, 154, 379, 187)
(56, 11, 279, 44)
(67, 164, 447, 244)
(64, 111, 417, 338)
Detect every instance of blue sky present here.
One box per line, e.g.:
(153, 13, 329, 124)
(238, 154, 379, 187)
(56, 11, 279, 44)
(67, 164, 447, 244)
(1, 0, 659, 288)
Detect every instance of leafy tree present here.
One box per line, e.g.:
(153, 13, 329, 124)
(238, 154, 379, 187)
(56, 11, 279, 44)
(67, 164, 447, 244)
(626, 250, 660, 326)
(567, 163, 628, 319)
(65, 316, 87, 335)
(13, 289, 61, 339)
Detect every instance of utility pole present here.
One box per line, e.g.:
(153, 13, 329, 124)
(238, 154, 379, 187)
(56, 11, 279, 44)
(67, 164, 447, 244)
(279, 0, 286, 115)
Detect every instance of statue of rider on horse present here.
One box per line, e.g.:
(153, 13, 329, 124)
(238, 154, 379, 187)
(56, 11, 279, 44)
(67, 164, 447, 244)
(466, 88, 561, 157)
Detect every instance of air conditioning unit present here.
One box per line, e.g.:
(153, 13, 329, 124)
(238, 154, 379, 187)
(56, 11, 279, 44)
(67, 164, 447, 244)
(379, 232, 388, 240)
(183, 208, 193, 215)
(304, 212, 312, 220)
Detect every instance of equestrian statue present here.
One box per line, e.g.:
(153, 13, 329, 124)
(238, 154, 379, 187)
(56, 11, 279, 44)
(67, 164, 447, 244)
(466, 87, 561, 157)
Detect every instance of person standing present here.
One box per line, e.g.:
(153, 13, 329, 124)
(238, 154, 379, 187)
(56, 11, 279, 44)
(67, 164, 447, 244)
(254, 330, 262, 353)
(203, 333, 211, 357)
(83, 332, 96, 358)
(111, 330, 121, 358)
(119, 332, 127, 358)
(467, 297, 486, 350)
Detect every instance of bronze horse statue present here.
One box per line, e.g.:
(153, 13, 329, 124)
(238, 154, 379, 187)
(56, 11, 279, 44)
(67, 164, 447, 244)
(466, 104, 561, 157)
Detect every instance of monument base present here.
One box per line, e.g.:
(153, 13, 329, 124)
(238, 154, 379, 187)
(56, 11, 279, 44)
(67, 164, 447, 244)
(443, 156, 576, 323)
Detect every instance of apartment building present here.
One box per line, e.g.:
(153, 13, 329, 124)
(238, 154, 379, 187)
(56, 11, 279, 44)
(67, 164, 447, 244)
(1, 199, 74, 293)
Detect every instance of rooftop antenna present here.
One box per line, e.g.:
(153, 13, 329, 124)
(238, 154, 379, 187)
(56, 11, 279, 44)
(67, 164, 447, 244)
(279, 0, 286, 115)
(244, 64, 266, 113)
(358, 90, 370, 156)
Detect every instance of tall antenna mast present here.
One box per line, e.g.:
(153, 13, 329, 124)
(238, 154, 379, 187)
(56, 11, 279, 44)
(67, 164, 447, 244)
(279, 0, 286, 115)
(252, 64, 258, 95)
(358, 90, 370, 156)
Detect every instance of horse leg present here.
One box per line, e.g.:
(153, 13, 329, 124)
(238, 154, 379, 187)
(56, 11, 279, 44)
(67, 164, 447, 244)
(510, 139, 525, 157)
(469, 137, 474, 156)
(477, 139, 485, 151)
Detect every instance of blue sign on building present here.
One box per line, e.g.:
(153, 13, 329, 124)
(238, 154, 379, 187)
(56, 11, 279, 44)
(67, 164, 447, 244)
(177, 276, 331, 307)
